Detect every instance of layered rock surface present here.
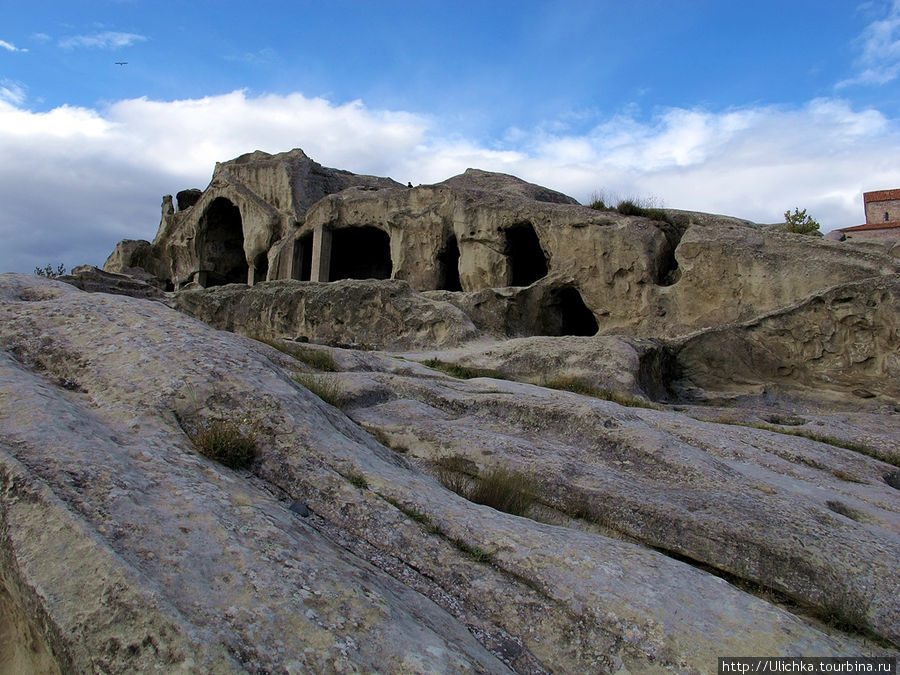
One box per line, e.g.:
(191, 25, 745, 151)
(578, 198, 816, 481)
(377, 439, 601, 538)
(1, 274, 897, 673)
(105, 148, 899, 339)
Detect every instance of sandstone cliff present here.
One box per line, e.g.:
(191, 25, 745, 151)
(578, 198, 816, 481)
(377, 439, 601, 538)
(105, 148, 898, 339)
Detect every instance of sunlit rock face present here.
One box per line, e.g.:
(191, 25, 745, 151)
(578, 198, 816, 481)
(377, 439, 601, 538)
(106, 148, 897, 342)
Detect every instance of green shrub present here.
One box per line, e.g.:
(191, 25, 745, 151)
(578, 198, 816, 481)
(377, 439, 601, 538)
(185, 419, 258, 469)
(293, 371, 342, 407)
(784, 207, 820, 235)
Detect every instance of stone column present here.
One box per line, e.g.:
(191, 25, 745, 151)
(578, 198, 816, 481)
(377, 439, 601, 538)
(310, 225, 332, 282)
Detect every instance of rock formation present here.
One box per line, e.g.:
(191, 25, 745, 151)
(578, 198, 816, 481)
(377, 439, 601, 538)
(2, 274, 897, 673)
(4, 148, 898, 671)
(106, 148, 898, 338)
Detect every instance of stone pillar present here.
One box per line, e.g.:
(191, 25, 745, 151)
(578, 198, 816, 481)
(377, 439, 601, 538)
(310, 225, 332, 282)
(195, 271, 207, 288)
(247, 267, 258, 286)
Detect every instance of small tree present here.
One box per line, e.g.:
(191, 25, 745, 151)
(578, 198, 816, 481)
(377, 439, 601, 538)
(34, 263, 67, 278)
(784, 208, 820, 235)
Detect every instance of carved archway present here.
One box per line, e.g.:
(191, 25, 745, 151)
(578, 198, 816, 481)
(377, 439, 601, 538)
(200, 197, 247, 286)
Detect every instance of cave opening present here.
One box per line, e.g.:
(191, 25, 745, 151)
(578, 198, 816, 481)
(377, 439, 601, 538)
(436, 233, 462, 291)
(505, 222, 548, 286)
(252, 251, 269, 285)
(292, 232, 313, 281)
(328, 226, 392, 281)
(541, 286, 599, 336)
(200, 197, 247, 286)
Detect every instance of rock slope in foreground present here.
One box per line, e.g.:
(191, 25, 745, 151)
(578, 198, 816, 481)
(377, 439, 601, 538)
(0, 273, 897, 673)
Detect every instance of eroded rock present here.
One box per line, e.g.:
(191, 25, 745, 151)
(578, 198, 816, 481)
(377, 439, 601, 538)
(1, 274, 896, 673)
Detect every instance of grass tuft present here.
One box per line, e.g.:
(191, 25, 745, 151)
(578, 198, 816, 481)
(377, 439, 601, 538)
(587, 194, 675, 226)
(250, 334, 338, 372)
(435, 455, 536, 517)
(346, 470, 368, 490)
(422, 359, 507, 380)
(292, 371, 342, 407)
(467, 467, 536, 517)
(451, 539, 492, 562)
(183, 418, 258, 469)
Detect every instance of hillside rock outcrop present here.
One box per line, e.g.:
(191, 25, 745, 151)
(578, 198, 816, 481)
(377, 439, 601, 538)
(675, 276, 900, 402)
(2, 274, 897, 673)
(174, 278, 480, 350)
(105, 148, 898, 339)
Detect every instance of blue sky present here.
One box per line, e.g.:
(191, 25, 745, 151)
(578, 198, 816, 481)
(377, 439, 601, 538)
(1, 0, 899, 273)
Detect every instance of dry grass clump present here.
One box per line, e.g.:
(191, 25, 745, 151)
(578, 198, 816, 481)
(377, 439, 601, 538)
(345, 470, 368, 490)
(184, 419, 258, 469)
(468, 467, 536, 516)
(422, 359, 506, 380)
(292, 371, 342, 408)
(434, 455, 536, 517)
(250, 334, 338, 372)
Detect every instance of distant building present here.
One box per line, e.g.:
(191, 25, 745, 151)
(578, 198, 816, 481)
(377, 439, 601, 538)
(836, 189, 900, 241)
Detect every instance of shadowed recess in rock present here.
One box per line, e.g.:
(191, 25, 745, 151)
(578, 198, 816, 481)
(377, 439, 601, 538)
(539, 286, 598, 336)
(291, 233, 313, 282)
(436, 233, 462, 291)
(200, 197, 247, 286)
(505, 222, 548, 287)
(329, 226, 392, 281)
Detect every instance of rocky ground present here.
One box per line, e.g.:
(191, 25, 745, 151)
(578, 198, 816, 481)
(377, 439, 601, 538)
(1, 272, 897, 673)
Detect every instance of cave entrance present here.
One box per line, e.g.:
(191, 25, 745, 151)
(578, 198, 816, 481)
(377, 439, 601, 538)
(540, 286, 598, 336)
(505, 222, 548, 286)
(252, 251, 269, 285)
(200, 197, 247, 286)
(292, 232, 313, 281)
(328, 226, 392, 281)
(436, 234, 462, 291)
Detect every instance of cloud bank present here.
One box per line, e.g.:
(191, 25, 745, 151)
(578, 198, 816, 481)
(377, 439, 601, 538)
(1, 90, 898, 274)
(59, 31, 147, 49)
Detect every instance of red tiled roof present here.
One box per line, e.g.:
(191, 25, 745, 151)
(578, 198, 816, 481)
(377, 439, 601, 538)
(837, 221, 900, 232)
(863, 189, 900, 203)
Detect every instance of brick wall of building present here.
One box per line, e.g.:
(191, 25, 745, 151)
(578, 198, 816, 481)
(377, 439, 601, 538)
(864, 189, 900, 225)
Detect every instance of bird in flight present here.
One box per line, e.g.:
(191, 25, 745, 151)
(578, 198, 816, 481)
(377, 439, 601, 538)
(115, 61, 128, 66)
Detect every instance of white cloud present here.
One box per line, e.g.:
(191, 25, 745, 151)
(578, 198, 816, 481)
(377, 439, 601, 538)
(838, 0, 900, 87)
(0, 90, 898, 275)
(0, 39, 27, 52)
(59, 31, 147, 49)
(0, 80, 26, 105)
